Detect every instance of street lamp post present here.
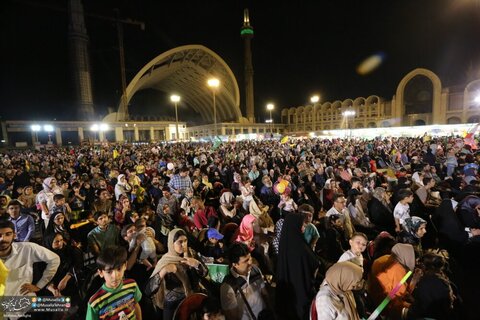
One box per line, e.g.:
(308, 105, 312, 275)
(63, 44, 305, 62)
(342, 110, 356, 138)
(99, 123, 109, 142)
(90, 124, 99, 142)
(310, 95, 320, 131)
(31, 124, 41, 144)
(170, 94, 181, 141)
(207, 78, 220, 136)
(267, 103, 274, 134)
(44, 125, 54, 143)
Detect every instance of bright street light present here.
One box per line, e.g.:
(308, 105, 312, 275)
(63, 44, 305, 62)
(342, 110, 356, 117)
(207, 78, 220, 136)
(207, 78, 220, 88)
(170, 94, 181, 141)
(43, 124, 54, 143)
(90, 123, 109, 142)
(310, 95, 320, 131)
(342, 109, 356, 138)
(266, 103, 274, 134)
(90, 124, 99, 142)
(31, 124, 41, 144)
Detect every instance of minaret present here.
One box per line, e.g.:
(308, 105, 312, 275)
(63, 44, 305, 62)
(68, 0, 95, 120)
(241, 9, 255, 123)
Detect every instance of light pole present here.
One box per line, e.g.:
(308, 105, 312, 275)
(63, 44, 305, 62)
(44, 125, 54, 143)
(267, 103, 274, 134)
(207, 78, 220, 136)
(170, 94, 181, 141)
(31, 124, 41, 144)
(90, 124, 99, 142)
(99, 123, 109, 142)
(342, 110, 356, 138)
(310, 95, 320, 131)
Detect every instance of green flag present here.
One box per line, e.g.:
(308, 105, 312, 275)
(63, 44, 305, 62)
(206, 263, 229, 283)
(212, 136, 222, 150)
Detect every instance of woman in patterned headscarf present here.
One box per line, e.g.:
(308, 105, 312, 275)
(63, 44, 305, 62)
(398, 216, 427, 258)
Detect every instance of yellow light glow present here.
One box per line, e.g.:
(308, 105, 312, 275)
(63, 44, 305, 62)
(357, 54, 384, 75)
(207, 78, 220, 88)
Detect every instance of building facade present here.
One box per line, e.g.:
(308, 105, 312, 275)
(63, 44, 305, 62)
(281, 68, 480, 132)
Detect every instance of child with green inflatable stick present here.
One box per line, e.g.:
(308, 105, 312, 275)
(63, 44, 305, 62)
(366, 270, 412, 320)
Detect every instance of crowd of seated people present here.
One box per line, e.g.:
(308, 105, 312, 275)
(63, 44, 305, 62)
(0, 136, 479, 319)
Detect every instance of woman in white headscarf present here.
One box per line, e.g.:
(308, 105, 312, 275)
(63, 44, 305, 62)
(114, 174, 131, 200)
(36, 177, 62, 227)
(218, 191, 238, 222)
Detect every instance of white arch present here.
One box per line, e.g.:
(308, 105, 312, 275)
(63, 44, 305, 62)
(117, 45, 242, 122)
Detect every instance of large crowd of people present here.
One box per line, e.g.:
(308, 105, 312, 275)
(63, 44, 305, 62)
(0, 135, 479, 319)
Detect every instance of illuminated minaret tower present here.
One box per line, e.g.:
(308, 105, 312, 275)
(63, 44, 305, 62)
(241, 9, 255, 123)
(68, 0, 95, 120)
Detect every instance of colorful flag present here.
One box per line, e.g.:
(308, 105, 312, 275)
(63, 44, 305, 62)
(280, 136, 289, 144)
(113, 149, 119, 159)
(212, 136, 222, 150)
(464, 123, 480, 149)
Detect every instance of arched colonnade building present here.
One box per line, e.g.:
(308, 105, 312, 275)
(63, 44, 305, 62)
(281, 68, 480, 132)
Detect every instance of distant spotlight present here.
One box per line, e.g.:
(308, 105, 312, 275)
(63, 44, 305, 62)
(90, 124, 99, 131)
(170, 94, 181, 103)
(43, 124, 54, 132)
(357, 52, 385, 75)
(474, 95, 480, 104)
(342, 110, 356, 117)
(31, 124, 41, 132)
(99, 123, 109, 131)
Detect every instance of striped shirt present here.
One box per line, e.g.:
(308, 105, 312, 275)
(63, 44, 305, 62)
(87, 278, 142, 320)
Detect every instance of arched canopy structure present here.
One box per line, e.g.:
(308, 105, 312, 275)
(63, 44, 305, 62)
(117, 45, 242, 123)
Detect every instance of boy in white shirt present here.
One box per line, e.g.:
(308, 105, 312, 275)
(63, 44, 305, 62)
(338, 232, 368, 268)
(393, 188, 414, 233)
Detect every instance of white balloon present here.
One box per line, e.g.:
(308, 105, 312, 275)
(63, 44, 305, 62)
(167, 163, 175, 170)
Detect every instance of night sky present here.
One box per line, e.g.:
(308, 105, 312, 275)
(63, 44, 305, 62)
(3, 0, 480, 123)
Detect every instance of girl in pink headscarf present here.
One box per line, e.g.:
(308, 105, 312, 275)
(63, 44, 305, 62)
(236, 214, 256, 251)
